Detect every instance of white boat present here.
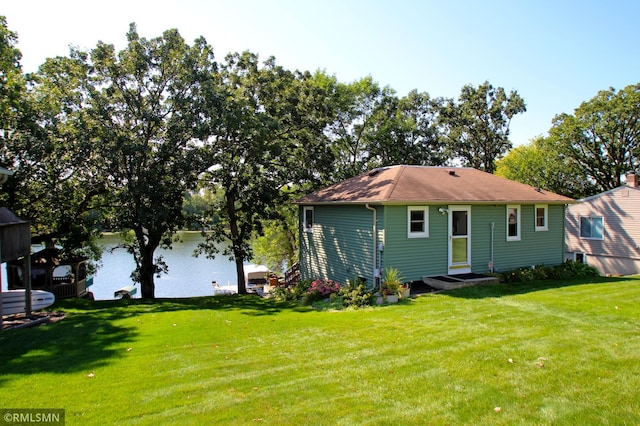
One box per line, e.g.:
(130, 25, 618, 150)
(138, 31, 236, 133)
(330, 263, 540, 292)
(212, 281, 236, 296)
(1, 289, 56, 316)
(244, 264, 270, 294)
(211, 264, 272, 296)
(114, 285, 137, 299)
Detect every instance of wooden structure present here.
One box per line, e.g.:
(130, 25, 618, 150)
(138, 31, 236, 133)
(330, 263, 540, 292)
(7, 247, 93, 300)
(284, 262, 300, 286)
(0, 207, 31, 329)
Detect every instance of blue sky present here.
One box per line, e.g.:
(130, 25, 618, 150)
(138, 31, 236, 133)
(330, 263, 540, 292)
(3, 0, 639, 146)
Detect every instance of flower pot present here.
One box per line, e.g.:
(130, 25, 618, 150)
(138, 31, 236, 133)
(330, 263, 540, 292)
(401, 288, 411, 298)
(384, 294, 399, 303)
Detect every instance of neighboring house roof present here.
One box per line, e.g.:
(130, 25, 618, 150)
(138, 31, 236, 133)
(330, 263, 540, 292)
(574, 184, 640, 203)
(297, 165, 575, 204)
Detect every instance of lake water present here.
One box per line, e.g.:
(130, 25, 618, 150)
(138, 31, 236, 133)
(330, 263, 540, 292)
(90, 232, 239, 300)
(0, 232, 241, 300)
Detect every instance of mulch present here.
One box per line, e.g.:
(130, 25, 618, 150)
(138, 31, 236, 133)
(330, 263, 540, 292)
(409, 280, 439, 295)
(1, 311, 66, 331)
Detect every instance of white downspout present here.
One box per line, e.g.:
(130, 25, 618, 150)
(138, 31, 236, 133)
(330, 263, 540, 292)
(365, 204, 378, 290)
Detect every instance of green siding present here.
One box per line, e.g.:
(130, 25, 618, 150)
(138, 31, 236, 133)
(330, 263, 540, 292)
(300, 203, 566, 285)
(382, 205, 448, 282)
(484, 204, 566, 273)
(299, 205, 379, 285)
(380, 204, 566, 282)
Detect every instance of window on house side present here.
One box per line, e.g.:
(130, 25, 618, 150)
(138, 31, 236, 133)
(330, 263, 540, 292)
(535, 205, 548, 231)
(304, 207, 314, 233)
(580, 217, 604, 240)
(507, 205, 521, 241)
(407, 206, 429, 238)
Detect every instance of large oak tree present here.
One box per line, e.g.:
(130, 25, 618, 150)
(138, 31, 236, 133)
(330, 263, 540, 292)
(549, 83, 640, 193)
(34, 24, 217, 298)
(441, 81, 526, 173)
(0, 16, 105, 260)
(197, 53, 334, 294)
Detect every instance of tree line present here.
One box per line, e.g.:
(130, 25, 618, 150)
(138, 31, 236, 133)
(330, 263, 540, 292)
(1, 18, 637, 297)
(496, 84, 640, 198)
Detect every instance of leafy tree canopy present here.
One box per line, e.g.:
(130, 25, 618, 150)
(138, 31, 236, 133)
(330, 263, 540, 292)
(548, 83, 640, 193)
(197, 52, 335, 293)
(1, 16, 543, 297)
(495, 136, 595, 199)
(30, 24, 218, 298)
(441, 81, 526, 173)
(0, 16, 104, 260)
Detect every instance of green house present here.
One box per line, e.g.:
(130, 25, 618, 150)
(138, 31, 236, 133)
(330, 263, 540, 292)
(296, 165, 574, 287)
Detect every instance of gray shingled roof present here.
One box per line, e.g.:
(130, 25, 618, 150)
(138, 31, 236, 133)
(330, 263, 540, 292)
(297, 166, 575, 204)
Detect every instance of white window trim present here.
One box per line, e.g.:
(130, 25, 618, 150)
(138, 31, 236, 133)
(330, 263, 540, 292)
(506, 205, 521, 241)
(303, 206, 314, 233)
(407, 206, 429, 238)
(579, 216, 604, 240)
(535, 204, 548, 232)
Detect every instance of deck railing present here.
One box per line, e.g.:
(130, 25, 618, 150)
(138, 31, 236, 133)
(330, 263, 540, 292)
(51, 277, 88, 299)
(284, 262, 300, 286)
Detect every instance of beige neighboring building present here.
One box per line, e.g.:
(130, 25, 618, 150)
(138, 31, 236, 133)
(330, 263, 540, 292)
(565, 173, 640, 276)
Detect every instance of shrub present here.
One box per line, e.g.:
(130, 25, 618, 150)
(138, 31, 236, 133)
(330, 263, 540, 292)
(548, 260, 600, 279)
(293, 279, 313, 299)
(270, 285, 296, 301)
(304, 278, 341, 304)
(498, 261, 599, 283)
(338, 277, 374, 308)
(270, 279, 313, 302)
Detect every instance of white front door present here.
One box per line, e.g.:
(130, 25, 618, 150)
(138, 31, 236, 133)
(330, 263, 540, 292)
(448, 205, 471, 274)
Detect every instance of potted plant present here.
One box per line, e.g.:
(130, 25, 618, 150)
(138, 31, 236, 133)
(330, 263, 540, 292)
(400, 281, 411, 299)
(381, 267, 403, 303)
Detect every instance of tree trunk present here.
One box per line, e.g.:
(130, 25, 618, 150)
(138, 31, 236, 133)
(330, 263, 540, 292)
(234, 252, 246, 294)
(227, 190, 247, 294)
(138, 238, 157, 299)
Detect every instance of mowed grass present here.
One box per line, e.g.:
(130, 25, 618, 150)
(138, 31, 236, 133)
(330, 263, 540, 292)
(1, 277, 639, 425)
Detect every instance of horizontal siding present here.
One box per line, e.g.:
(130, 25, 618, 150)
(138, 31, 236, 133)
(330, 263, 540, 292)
(299, 205, 376, 285)
(566, 188, 640, 260)
(481, 204, 566, 272)
(301, 203, 568, 285)
(382, 205, 448, 281)
(382, 204, 566, 280)
(577, 254, 640, 276)
(469, 206, 495, 272)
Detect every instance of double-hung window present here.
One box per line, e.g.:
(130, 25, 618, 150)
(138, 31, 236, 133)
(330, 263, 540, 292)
(506, 205, 521, 241)
(303, 207, 314, 233)
(580, 216, 604, 240)
(535, 204, 548, 231)
(407, 206, 429, 238)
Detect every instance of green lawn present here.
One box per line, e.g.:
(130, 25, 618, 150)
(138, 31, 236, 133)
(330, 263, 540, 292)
(1, 277, 639, 425)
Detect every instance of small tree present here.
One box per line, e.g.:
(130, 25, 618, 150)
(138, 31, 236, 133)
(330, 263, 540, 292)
(250, 197, 298, 273)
